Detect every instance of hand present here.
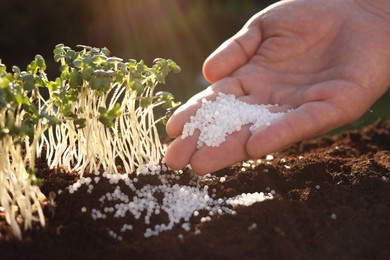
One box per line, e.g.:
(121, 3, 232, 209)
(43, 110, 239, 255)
(165, 0, 390, 175)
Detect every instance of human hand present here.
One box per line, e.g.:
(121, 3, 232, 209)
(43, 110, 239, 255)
(165, 0, 390, 175)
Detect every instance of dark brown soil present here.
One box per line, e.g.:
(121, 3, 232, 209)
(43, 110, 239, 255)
(1, 120, 389, 260)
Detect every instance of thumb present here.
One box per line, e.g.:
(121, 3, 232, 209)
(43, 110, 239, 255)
(202, 16, 262, 83)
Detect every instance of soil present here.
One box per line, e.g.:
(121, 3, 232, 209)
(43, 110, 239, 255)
(0, 120, 389, 260)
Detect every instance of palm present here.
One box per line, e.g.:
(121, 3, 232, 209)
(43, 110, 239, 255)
(165, 0, 390, 174)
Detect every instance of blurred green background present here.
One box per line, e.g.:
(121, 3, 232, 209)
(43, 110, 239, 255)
(0, 0, 388, 132)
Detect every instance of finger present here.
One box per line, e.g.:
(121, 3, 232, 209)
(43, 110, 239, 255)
(190, 125, 251, 175)
(164, 131, 199, 170)
(202, 17, 262, 83)
(246, 101, 350, 159)
(166, 77, 245, 138)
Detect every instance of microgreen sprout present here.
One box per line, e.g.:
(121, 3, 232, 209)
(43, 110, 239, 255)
(0, 44, 180, 239)
(42, 44, 181, 174)
(0, 56, 56, 239)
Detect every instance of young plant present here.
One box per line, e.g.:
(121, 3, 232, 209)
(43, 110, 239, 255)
(0, 44, 180, 238)
(0, 56, 55, 239)
(42, 44, 180, 174)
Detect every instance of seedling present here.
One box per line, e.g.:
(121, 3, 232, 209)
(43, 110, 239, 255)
(0, 44, 180, 238)
(42, 44, 181, 174)
(0, 56, 55, 239)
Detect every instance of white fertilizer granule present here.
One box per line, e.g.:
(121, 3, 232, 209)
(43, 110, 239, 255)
(181, 93, 290, 148)
(63, 164, 274, 239)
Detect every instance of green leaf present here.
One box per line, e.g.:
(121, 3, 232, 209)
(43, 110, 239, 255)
(66, 50, 77, 63)
(63, 107, 74, 118)
(21, 73, 34, 81)
(101, 47, 111, 57)
(22, 103, 38, 116)
(108, 103, 121, 118)
(93, 69, 109, 77)
(21, 73, 35, 91)
(100, 78, 111, 92)
(76, 44, 92, 50)
(162, 100, 180, 110)
(118, 62, 128, 74)
(12, 66, 21, 77)
(82, 67, 94, 81)
(82, 56, 92, 66)
(168, 59, 181, 73)
(54, 54, 66, 62)
(107, 57, 123, 63)
(31, 177, 43, 187)
(155, 73, 165, 84)
(128, 59, 137, 67)
(91, 47, 100, 54)
(59, 65, 70, 80)
(35, 55, 46, 70)
(98, 106, 107, 114)
(48, 78, 61, 91)
(69, 70, 83, 89)
(73, 59, 83, 68)
(156, 91, 174, 100)
(27, 60, 38, 74)
(113, 71, 124, 83)
(89, 77, 111, 93)
(14, 93, 29, 104)
(98, 104, 121, 128)
(18, 122, 35, 137)
(128, 79, 144, 94)
(162, 100, 172, 110)
(0, 61, 6, 74)
(54, 43, 65, 55)
(74, 118, 86, 129)
(140, 97, 152, 108)
(136, 62, 145, 74)
(161, 117, 168, 125)
(92, 54, 107, 65)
